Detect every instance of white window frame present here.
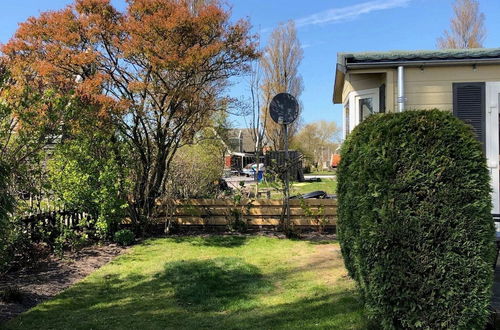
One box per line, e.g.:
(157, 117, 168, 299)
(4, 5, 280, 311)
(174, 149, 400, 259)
(346, 88, 380, 134)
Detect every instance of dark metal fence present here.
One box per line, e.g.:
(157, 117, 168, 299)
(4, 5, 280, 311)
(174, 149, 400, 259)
(18, 210, 95, 242)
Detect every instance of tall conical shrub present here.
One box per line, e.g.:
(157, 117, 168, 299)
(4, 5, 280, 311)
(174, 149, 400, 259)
(337, 110, 495, 329)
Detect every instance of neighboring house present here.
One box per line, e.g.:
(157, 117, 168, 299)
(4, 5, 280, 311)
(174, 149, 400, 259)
(223, 129, 267, 171)
(227, 128, 257, 154)
(333, 48, 500, 214)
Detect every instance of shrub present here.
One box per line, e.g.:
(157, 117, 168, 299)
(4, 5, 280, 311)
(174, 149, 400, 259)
(167, 132, 225, 199)
(226, 181, 249, 233)
(114, 229, 135, 246)
(47, 135, 129, 239)
(2, 230, 51, 272)
(53, 227, 90, 256)
(0, 162, 15, 273)
(337, 110, 495, 329)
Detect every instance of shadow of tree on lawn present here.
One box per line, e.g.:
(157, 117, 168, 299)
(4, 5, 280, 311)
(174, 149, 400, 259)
(171, 235, 249, 248)
(160, 257, 271, 311)
(6, 255, 367, 329)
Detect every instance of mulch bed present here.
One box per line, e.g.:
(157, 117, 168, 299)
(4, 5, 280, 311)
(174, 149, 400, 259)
(0, 244, 127, 324)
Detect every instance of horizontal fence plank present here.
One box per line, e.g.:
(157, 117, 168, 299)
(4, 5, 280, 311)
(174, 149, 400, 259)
(155, 216, 336, 226)
(154, 198, 337, 228)
(156, 198, 337, 207)
(156, 207, 337, 217)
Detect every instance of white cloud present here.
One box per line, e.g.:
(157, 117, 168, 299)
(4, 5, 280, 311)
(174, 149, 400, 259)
(301, 41, 326, 49)
(295, 0, 412, 28)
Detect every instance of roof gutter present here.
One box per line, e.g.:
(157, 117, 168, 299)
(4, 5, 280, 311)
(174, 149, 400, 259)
(333, 56, 500, 105)
(345, 57, 500, 69)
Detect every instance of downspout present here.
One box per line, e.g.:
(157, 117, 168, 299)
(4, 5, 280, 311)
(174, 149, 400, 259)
(397, 66, 405, 112)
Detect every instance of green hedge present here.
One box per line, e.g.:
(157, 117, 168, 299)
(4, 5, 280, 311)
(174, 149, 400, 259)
(337, 110, 495, 329)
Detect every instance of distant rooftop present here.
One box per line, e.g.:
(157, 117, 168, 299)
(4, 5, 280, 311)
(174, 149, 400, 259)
(227, 128, 257, 154)
(338, 48, 500, 67)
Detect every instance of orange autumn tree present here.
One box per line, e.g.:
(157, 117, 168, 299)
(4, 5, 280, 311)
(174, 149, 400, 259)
(0, 59, 88, 199)
(2, 0, 259, 228)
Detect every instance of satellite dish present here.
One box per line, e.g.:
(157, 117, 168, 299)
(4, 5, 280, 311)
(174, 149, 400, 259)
(269, 93, 299, 125)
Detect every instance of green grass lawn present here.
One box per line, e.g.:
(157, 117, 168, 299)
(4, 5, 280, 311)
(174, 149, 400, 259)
(5, 236, 366, 330)
(259, 178, 337, 199)
(308, 170, 337, 176)
(291, 179, 337, 196)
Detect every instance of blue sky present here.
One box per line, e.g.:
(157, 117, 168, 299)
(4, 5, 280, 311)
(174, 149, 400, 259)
(2, 0, 500, 129)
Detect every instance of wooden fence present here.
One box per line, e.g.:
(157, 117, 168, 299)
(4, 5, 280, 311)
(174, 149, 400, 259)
(19, 210, 95, 241)
(155, 199, 337, 229)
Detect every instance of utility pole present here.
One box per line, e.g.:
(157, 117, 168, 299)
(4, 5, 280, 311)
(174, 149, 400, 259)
(269, 93, 299, 235)
(283, 122, 290, 230)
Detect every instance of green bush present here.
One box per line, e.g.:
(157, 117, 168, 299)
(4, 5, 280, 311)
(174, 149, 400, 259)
(0, 162, 15, 273)
(53, 227, 90, 256)
(1, 225, 51, 272)
(114, 229, 135, 246)
(48, 134, 129, 239)
(337, 110, 495, 329)
(167, 131, 225, 199)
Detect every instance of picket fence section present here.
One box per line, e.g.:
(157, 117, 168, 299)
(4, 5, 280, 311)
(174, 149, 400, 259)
(19, 210, 94, 241)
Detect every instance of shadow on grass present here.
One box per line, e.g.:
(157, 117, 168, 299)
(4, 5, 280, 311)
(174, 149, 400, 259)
(8, 288, 365, 330)
(6, 255, 367, 329)
(5, 257, 269, 328)
(161, 257, 270, 310)
(171, 235, 249, 248)
(5, 238, 367, 329)
(306, 239, 338, 245)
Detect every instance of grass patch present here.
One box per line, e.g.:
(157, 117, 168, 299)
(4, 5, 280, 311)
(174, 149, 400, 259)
(260, 178, 337, 199)
(308, 170, 336, 176)
(5, 236, 366, 329)
(292, 179, 337, 195)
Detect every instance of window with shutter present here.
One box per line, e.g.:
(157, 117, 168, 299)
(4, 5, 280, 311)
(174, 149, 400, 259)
(453, 82, 485, 150)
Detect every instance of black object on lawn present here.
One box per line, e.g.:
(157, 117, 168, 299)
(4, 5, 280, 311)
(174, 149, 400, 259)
(290, 190, 329, 199)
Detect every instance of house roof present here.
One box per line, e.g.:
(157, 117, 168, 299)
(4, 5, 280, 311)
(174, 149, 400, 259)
(338, 48, 500, 66)
(333, 48, 500, 104)
(227, 128, 257, 153)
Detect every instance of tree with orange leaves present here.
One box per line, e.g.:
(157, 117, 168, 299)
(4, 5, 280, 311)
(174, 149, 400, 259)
(2, 0, 259, 229)
(0, 60, 84, 201)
